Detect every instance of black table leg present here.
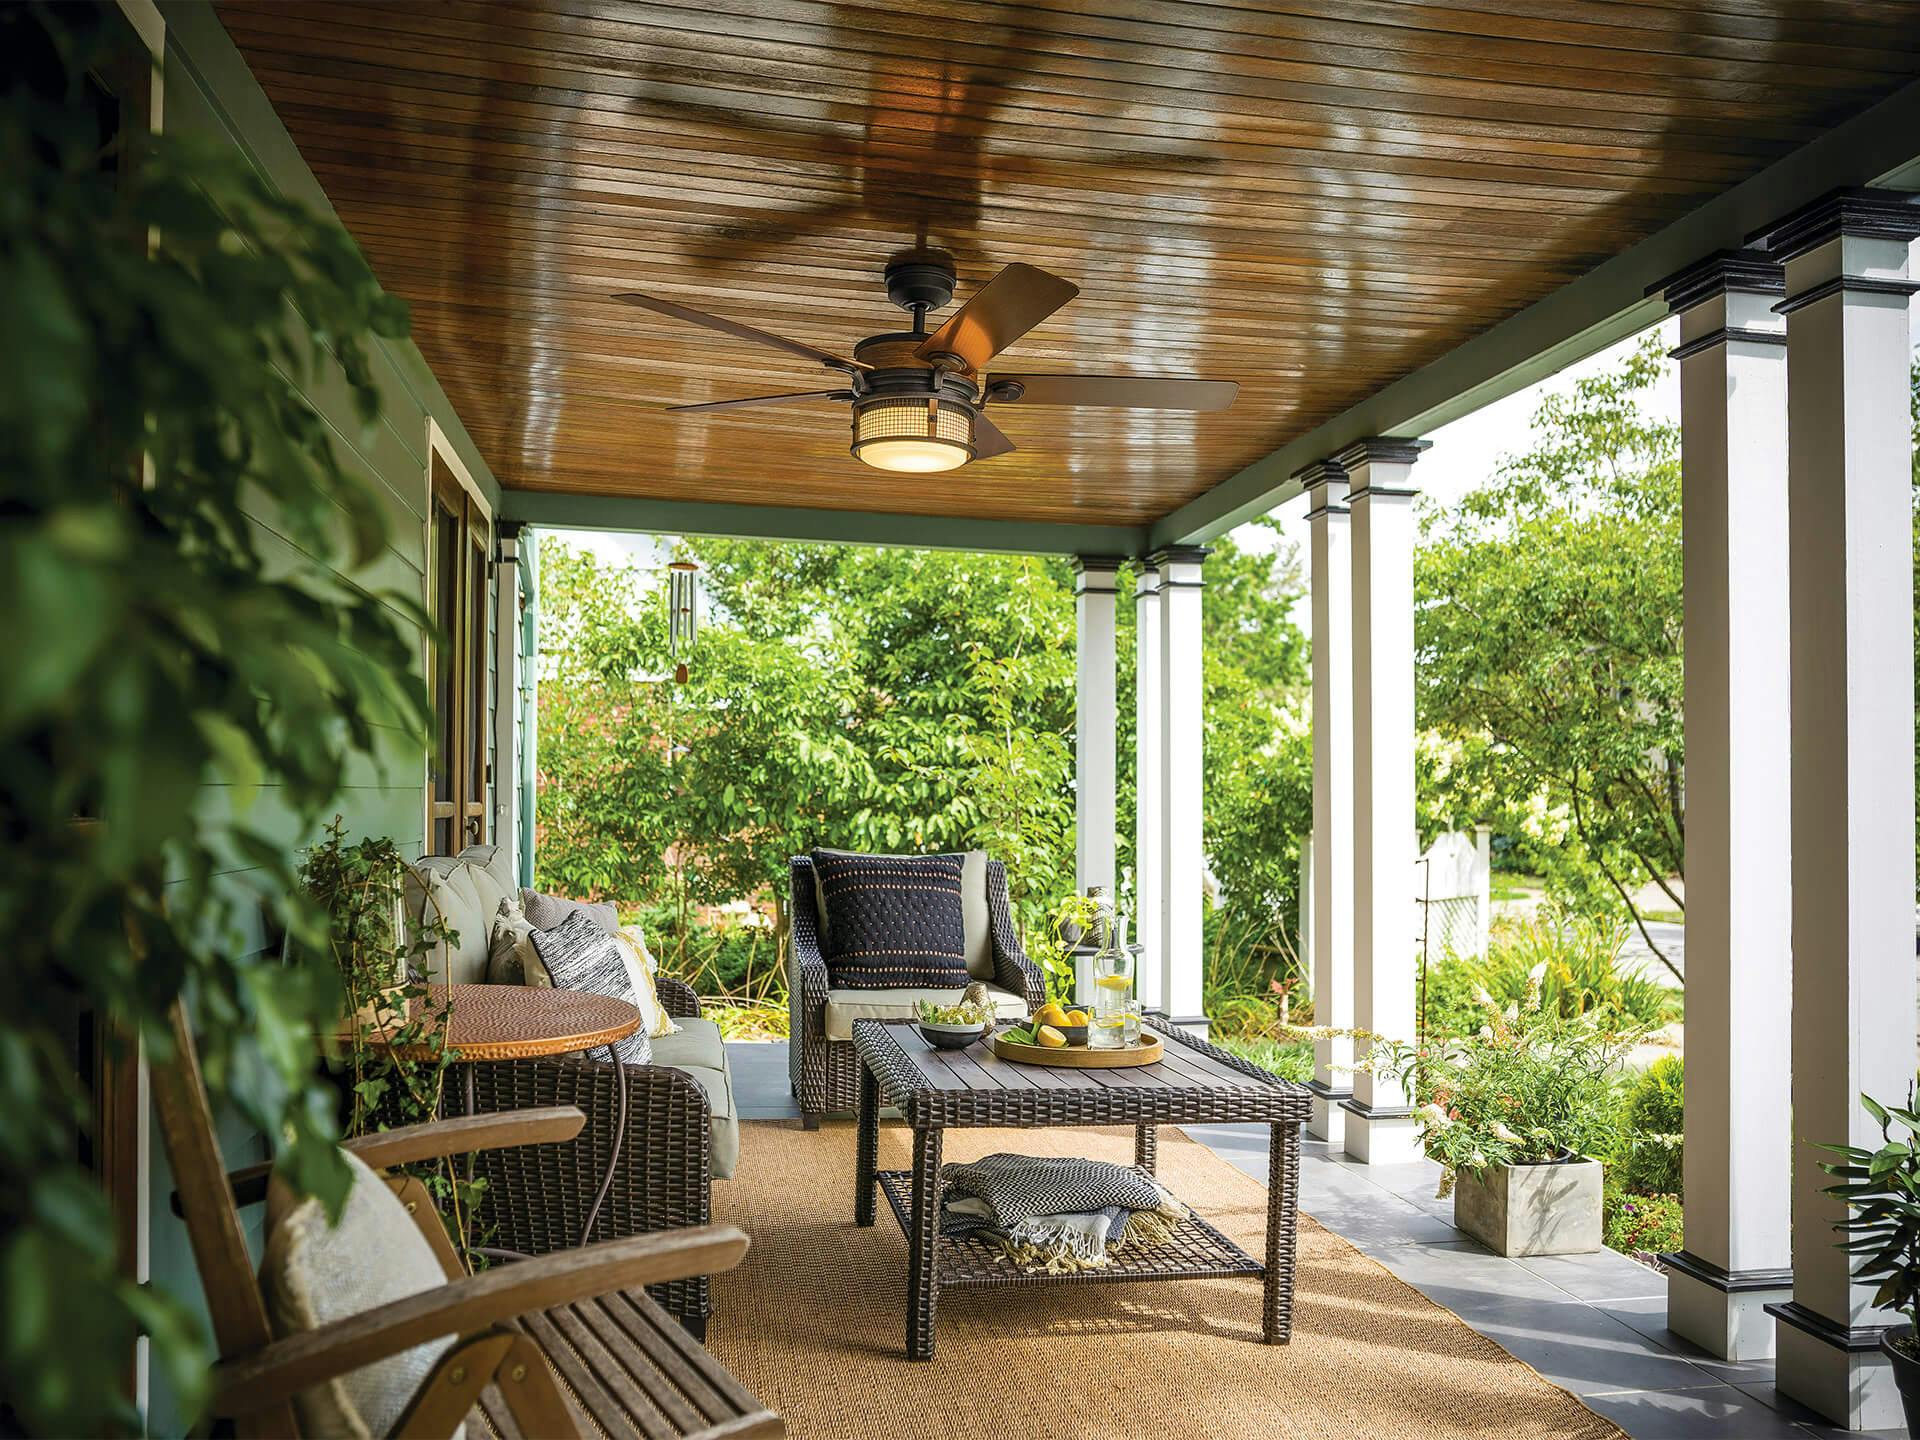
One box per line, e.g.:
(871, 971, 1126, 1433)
(1265, 1119, 1300, 1344)
(905, 1123, 943, 1360)
(855, 1057, 879, 1226)
(1135, 1123, 1158, 1174)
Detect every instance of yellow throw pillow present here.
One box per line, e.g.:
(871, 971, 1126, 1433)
(611, 928, 679, 1038)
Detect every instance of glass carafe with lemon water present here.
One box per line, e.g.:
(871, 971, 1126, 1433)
(1088, 908, 1139, 1050)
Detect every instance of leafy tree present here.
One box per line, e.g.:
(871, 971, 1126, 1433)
(1415, 336, 1684, 976)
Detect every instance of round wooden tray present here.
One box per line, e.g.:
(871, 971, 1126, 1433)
(990, 1029, 1164, 1068)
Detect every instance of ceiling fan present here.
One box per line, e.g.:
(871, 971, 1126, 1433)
(613, 254, 1237, 475)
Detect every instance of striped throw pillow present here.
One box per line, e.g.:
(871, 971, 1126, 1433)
(529, 911, 652, 1065)
(811, 850, 968, 990)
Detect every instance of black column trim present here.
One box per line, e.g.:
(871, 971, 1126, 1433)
(1650, 249, 1784, 313)
(1070, 553, 1129, 577)
(1752, 187, 1920, 263)
(1661, 1250, 1794, 1294)
(1336, 437, 1431, 470)
(1147, 544, 1211, 569)
(1767, 1300, 1896, 1353)
(1304, 1079, 1353, 1102)
(1338, 1095, 1415, 1121)
(1775, 274, 1920, 315)
(1668, 326, 1788, 361)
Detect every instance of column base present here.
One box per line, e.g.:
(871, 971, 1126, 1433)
(1663, 1252, 1793, 1361)
(1306, 1080, 1350, 1145)
(1338, 1097, 1422, 1165)
(1770, 1300, 1904, 1431)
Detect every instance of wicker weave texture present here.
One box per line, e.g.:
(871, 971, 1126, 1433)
(788, 854, 1044, 1121)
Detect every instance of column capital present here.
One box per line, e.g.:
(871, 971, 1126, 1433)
(1146, 545, 1210, 574)
(1071, 554, 1125, 595)
(1750, 187, 1920, 264)
(1651, 249, 1784, 315)
(1295, 457, 1351, 519)
(1338, 437, 1428, 500)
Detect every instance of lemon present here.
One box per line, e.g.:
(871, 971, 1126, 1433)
(1065, 1009, 1088, 1026)
(1096, 975, 1132, 992)
(1036, 1024, 1068, 1049)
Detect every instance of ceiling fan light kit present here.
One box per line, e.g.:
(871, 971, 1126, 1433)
(616, 252, 1237, 475)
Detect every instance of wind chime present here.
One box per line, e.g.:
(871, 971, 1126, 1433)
(667, 559, 700, 683)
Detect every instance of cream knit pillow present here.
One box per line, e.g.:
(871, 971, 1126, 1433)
(261, 1150, 461, 1439)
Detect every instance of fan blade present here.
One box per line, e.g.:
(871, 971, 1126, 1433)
(613, 292, 866, 372)
(915, 263, 1078, 372)
(972, 410, 1017, 460)
(990, 374, 1238, 411)
(668, 390, 853, 415)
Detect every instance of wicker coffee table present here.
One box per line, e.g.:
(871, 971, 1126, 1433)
(850, 1017, 1311, 1360)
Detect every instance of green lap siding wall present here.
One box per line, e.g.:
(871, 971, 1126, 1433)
(145, 5, 502, 1432)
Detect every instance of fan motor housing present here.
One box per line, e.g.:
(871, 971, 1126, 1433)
(883, 253, 957, 313)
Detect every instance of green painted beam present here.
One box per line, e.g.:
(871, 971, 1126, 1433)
(1149, 75, 1920, 550)
(500, 489, 1151, 558)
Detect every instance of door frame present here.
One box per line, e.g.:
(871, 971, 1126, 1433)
(423, 420, 493, 856)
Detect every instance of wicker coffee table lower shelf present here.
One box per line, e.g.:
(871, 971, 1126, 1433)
(874, 1170, 1264, 1289)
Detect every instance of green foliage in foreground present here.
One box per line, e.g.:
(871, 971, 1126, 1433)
(1821, 1091, 1920, 1334)
(2, 8, 424, 1432)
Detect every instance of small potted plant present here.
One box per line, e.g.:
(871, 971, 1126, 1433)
(1366, 966, 1643, 1256)
(1820, 1090, 1920, 1431)
(914, 989, 998, 1050)
(1026, 892, 1103, 1004)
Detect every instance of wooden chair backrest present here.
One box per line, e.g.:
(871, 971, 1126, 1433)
(149, 1000, 280, 1364)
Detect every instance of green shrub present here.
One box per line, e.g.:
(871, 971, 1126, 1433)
(1422, 912, 1680, 1037)
(1619, 1055, 1685, 1195)
(1605, 1186, 1684, 1257)
(1213, 1035, 1314, 1084)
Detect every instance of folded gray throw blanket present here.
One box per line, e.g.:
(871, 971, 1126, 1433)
(940, 1154, 1189, 1272)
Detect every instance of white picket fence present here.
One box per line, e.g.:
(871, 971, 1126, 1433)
(1298, 826, 1494, 969)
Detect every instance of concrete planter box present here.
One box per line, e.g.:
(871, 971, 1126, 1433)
(1453, 1157, 1603, 1257)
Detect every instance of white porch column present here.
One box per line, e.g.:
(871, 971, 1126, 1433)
(1340, 438, 1427, 1164)
(1135, 565, 1166, 1013)
(1299, 459, 1355, 1145)
(1656, 251, 1795, 1361)
(1072, 557, 1122, 904)
(492, 524, 523, 883)
(1152, 546, 1209, 1032)
(1762, 190, 1920, 1432)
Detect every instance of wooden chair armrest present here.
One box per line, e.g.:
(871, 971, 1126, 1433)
(180, 1108, 587, 1218)
(212, 1224, 750, 1419)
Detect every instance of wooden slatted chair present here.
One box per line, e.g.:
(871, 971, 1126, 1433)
(152, 1002, 783, 1439)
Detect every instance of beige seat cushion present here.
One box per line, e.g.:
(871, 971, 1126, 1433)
(812, 848, 993, 981)
(823, 982, 1028, 1042)
(261, 1149, 460, 1439)
(647, 1019, 737, 1179)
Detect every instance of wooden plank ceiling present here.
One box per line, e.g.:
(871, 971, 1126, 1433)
(220, 0, 1920, 528)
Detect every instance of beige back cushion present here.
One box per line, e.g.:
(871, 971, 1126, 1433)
(261, 1149, 460, 1439)
(409, 861, 490, 985)
(812, 849, 992, 981)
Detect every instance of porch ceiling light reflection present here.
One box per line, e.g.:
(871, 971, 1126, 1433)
(850, 395, 974, 473)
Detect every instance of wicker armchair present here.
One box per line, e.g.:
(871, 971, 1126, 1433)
(788, 854, 1045, 1124)
(461, 977, 723, 1338)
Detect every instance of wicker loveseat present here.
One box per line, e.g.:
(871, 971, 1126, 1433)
(409, 848, 734, 1338)
(788, 852, 1045, 1125)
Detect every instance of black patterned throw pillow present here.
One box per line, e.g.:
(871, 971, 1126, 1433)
(811, 849, 968, 990)
(528, 910, 652, 1065)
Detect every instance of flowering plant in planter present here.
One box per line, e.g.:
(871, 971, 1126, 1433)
(1366, 966, 1644, 1197)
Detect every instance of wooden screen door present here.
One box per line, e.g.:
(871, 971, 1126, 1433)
(428, 450, 490, 856)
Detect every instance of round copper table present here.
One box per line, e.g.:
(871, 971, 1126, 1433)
(339, 983, 643, 1246)
(341, 983, 641, 1060)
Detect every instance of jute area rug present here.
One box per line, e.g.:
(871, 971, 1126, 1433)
(705, 1120, 1623, 1440)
